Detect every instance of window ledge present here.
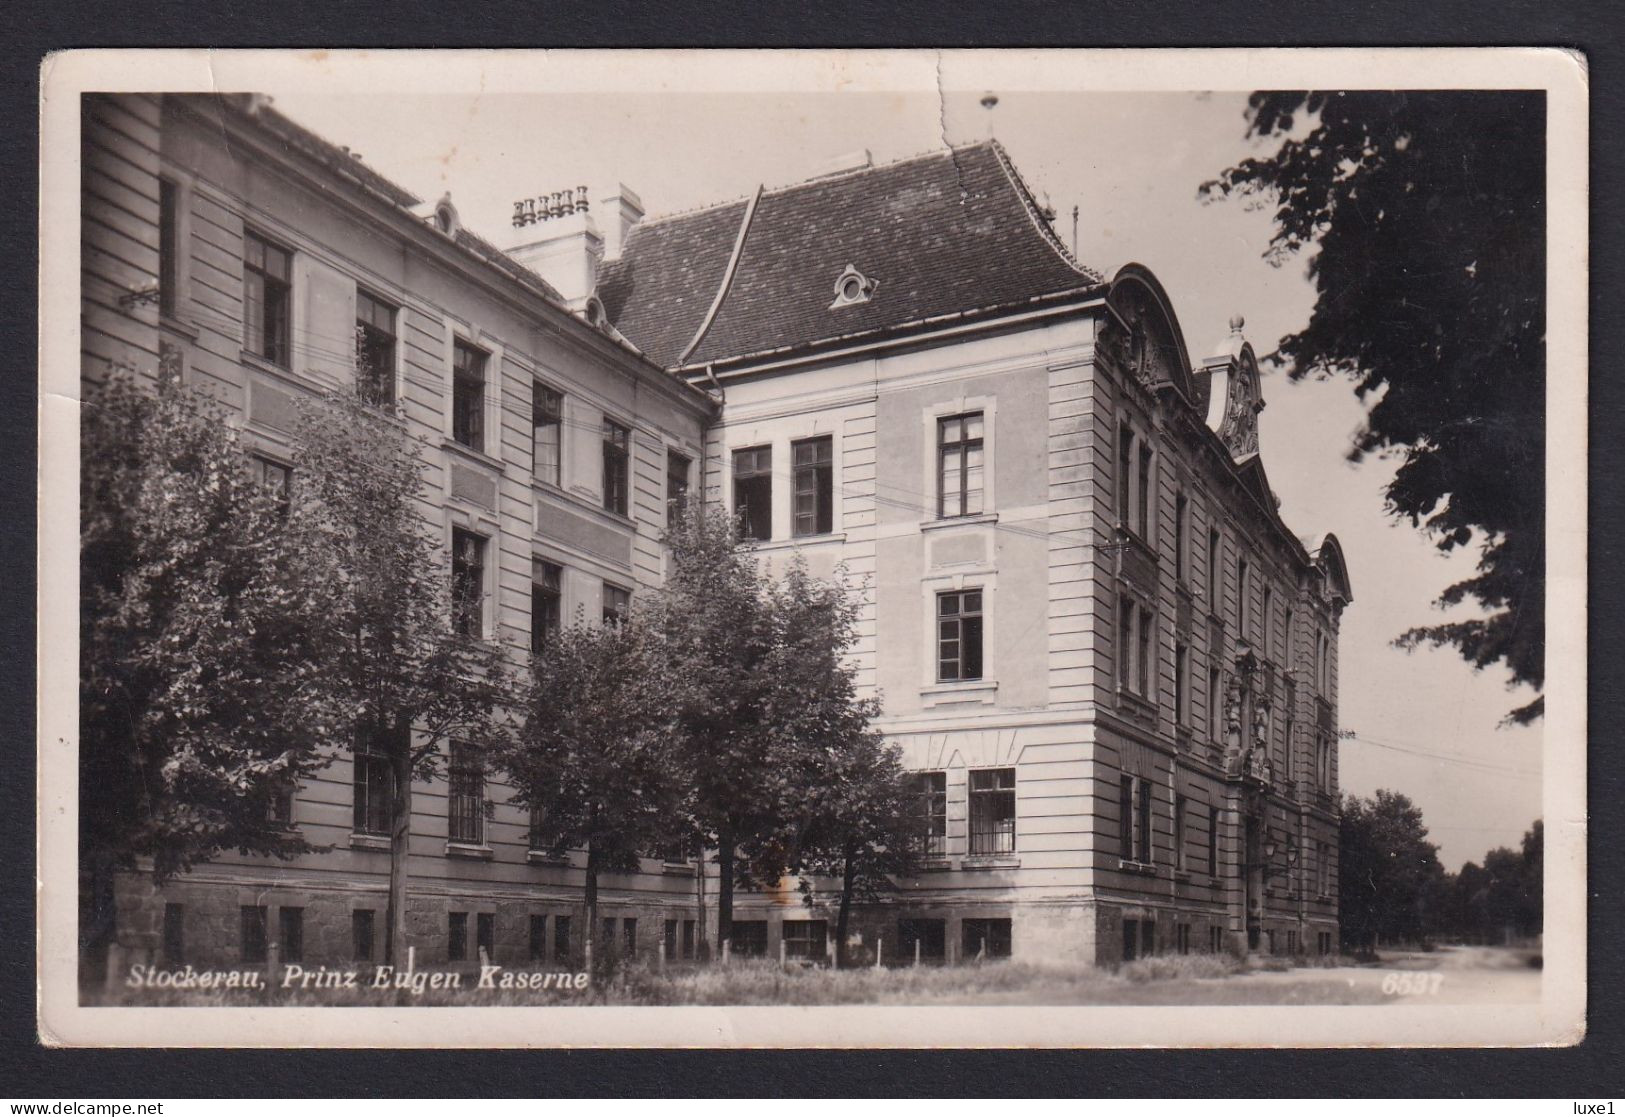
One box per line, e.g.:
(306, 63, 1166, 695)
(754, 533, 848, 553)
(349, 833, 391, 851)
(441, 438, 505, 473)
(660, 860, 694, 876)
(161, 313, 200, 340)
(1117, 858, 1158, 876)
(527, 850, 572, 867)
(961, 856, 1020, 871)
(445, 842, 494, 860)
(916, 857, 954, 872)
(921, 680, 998, 707)
(1116, 687, 1157, 715)
(1173, 870, 1193, 883)
(238, 348, 302, 386)
(920, 513, 999, 534)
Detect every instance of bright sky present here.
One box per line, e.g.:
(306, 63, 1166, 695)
(267, 69, 1543, 871)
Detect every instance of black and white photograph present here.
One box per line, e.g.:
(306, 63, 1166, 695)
(36, 48, 1587, 1048)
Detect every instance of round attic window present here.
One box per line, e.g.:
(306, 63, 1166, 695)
(829, 264, 877, 309)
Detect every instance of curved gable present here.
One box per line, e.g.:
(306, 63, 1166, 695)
(1103, 264, 1203, 412)
(1313, 533, 1354, 606)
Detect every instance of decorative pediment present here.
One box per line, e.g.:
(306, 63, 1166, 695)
(1103, 265, 1204, 412)
(1204, 316, 1265, 461)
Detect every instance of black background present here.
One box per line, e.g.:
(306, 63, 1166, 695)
(2, 0, 1619, 1098)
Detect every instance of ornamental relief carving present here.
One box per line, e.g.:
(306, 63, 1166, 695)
(1218, 351, 1264, 458)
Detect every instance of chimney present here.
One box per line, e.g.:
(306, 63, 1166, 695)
(598, 184, 644, 263)
(504, 185, 602, 307)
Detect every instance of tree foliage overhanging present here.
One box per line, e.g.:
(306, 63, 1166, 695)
(1202, 91, 1545, 724)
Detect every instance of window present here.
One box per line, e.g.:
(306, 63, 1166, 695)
(240, 905, 268, 964)
(530, 915, 548, 964)
(447, 742, 485, 846)
(1117, 424, 1134, 531)
(1238, 557, 1252, 636)
(937, 412, 985, 518)
(451, 340, 486, 452)
(897, 918, 946, 964)
(162, 903, 184, 966)
(553, 915, 572, 963)
(242, 230, 291, 366)
(1122, 918, 1140, 963)
(1317, 841, 1331, 896)
(1207, 526, 1222, 611)
(1174, 492, 1189, 583)
(1119, 775, 1154, 863)
(622, 917, 638, 956)
(352, 910, 375, 962)
(477, 912, 495, 960)
(352, 724, 396, 837)
(355, 289, 397, 407)
(532, 560, 561, 653)
(1209, 666, 1223, 745)
(602, 419, 630, 515)
(936, 590, 984, 683)
(252, 456, 292, 517)
(1177, 923, 1192, 955)
(533, 385, 563, 486)
(968, 768, 1015, 856)
(1317, 735, 1333, 793)
(451, 529, 485, 637)
(682, 919, 696, 960)
(1212, 926, 1225, 954)
(159, 179, 178, 318)
(1119, 775, 1136, 860)
(792, 436, 833, 536)
(666, 449, 691, 527)
(1285, 607, 1295, 668)
(1208, 804, 1220, 877)
(1262, 585, 1275, 657)
(602, 583, 631, 627)
(279, 907, 304, 964)
(1175, 794, 1189, 872)
(731, 921, 769, 958)
(1138, 440, 1154, 544)
(664, 919, 679, 961)
(1283, 714, 1296, 782)
(1117, 596, 1154, 699)
(782, 920, 828, 961)
(732, 446, 772, 541)
(1139, 608, 1154, 698)
(528, 804, 549, 854)
(910, 771, 947, 856)
(448, 912, 468, 961)
(269, 778, 295, 828)
(961, 918, 1011, 960)
(602, 918, 617, 955)
(1174, 641, 1190, 726)
(1318, 633, 1332, 694)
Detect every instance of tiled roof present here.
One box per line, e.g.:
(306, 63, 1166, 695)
(596, 141, 1103, 369)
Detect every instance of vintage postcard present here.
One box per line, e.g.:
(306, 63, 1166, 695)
(36, 47, 1587, 1047)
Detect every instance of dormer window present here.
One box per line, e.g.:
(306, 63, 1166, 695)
(829, 264, 877, 309)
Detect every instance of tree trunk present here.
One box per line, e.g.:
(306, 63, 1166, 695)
(584, 842, 600, 972)
(716, 828, 735, 960)
(694, 843, 709, 962)
(385, 746, 413, 966)
(835, 844, 856, 969)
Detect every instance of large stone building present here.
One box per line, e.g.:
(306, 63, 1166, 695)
(82, 94, 1350, 975)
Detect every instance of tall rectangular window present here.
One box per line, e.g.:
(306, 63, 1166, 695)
(355, 289, 397, 408)
(1119, 775, 1136, 860)
(732, 446, 772, 541)
(968, 768, 1015, 856)
(553, 915, 572, 963)
(533, 385, 563, 486)
(1262, 585, 1275, 657)
(252, 456, 292, 517)
(602, 583, 631, 627)
(447, 742, 485, 846)
(937, 412, 985, 518)
(936, 590, 984, 682)
(352, 723, 396, 837)
(1118, 597, 1137, 694)
(1175, 794, 1189, 872)
(1238, 557, 1252, 636)
(352, 910, 375, 962)
(269, 778, 295, 828)
(910, 771, 947, 856)
(451, 340, 487, 452)
(792, 436, 833, 536)
(448, 912, 468, 962)
(666, 449, 691, 527)
(1209, 666, 1224, 745)
(622, 918, 637, 955)
(1138, 779, 1153, 866)
(279, 906, 304, 963)
(242, 230, 291, 367)
(1174, 641, 1190, 726)
(450, 529, 485, 637)
(1117, 423, 1134, 532)
(1174, 492, 1189, 583)
(477, 912, 495, 960)
(1137, 441, 1154, 544)
(1208, 804, 1220, 877)
(1138, 606, 1154, 698)
(159, 178, 178, 318)
(240, 905, 268, 964)
(1207, 526, 1221, 612)
(1285, 607, 1295, 669)
(530, 915, 548, 964)
(602, 419, 630, 516)
(162, 903, 184, 966)
(532, 560, 562, 653)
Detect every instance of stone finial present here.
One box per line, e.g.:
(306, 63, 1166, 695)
(1229, 314, 1245, 334)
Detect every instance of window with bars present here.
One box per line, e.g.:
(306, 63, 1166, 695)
(532, 560, 561, 653)
(937, 590, 984, 683)
(937, 412, 984, 518)
(451, 340, 487, 452)
(666, 449, 691, 528)
(602, 583, 631, 627)
(451, 529, 485, 637)
(732, 446, 772, 541)
(792, 436, 833, 536)
(355, 289, 397, 408)
(782, 919, 827, 961)
(602, 419, 630, 516)
(243, 230, 291, 366)
(447, 743, 485, 846)
(533, 385, 563, 486)
(159, 179, 178, 318)
(352, 723, 397, 837)
(968, 768, 1015, 856)
(910, 771, 947, 856)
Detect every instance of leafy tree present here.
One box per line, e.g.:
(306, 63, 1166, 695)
(489, 611, 683, 968)
(291, 389, 513, 964)
(1203, 92, 1545, 723)
(1338, 789, 1443, 950)
(80, 365, 348, 964)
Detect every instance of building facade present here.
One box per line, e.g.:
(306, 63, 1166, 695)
(82, 95, 1349, 974)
